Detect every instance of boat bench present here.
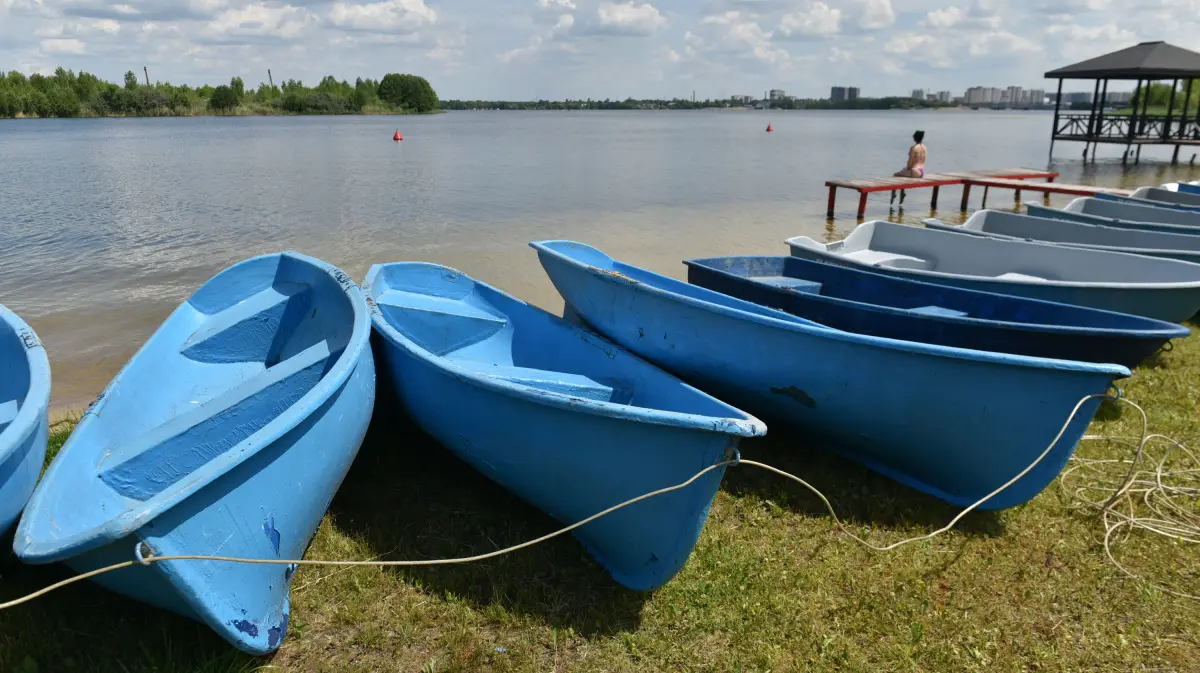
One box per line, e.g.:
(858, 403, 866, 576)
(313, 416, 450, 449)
(908, 306, 969, 318)
(449, 360, 618, 403)
(100, 285, 341, 501)
(752, 277, 823, 294)
(850, 250, 934, 270)
(377, 288, 628, 404)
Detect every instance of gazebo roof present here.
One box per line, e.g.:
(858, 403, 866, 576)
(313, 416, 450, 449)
(1045, 41, 1200, 80)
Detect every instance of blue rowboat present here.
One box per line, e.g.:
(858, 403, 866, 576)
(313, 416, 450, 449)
(1097, 192, 1200, 213)
(684, 255, 1187, 369)
(1172, 183, 1200, 195)
(532, 241, 1129, 510)
(925, 210, 1200, 263)
(15, 252, 376, 655)
(0, 305, 49, 533)
(787, 221, 1200, 322)
(364, 262, 764, 591)
(1025, 199, 1200, 234)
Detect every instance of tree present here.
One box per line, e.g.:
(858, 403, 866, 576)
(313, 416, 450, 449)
(124, 70, 138, 90)
(230, 76, 244, 100)
(209, 85, 239, 111)
(377, 73, 439, 113)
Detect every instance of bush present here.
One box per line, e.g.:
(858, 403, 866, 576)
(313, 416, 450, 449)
(209, 85, 239, 112)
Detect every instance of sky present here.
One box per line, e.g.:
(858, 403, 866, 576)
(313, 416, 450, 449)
(2, 0, 1198, 100)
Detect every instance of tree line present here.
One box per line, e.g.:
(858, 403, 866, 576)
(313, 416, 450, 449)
(442, 96, 963, 111)
(0, 68, 439, 118)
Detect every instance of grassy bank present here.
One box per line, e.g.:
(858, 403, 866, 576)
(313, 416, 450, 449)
(2, 330, 1198, 672)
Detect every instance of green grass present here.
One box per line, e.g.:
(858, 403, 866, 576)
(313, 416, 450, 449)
(2, 333, 1198, 672)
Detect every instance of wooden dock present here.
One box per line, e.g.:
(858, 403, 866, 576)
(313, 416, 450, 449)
(826, 168, 1059, 218)
(954, 176, 1134, 210)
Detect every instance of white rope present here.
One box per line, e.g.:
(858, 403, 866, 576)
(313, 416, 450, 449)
(4, 389, 1186, 612)
(1062, 397, 1200, 601)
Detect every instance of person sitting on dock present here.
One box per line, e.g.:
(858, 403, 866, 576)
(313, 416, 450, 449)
(891, 130, 927, 205)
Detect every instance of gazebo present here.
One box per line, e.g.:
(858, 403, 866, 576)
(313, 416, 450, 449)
(1046, 41, 1200, 164)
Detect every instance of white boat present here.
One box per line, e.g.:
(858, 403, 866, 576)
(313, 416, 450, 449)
(925, 209, 1200, 263)
(786, 221, 1200, 322)
(1025, 197, 1200, 231)
(1130, 186, 1200, 208)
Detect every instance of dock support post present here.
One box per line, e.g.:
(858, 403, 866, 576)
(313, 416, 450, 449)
(931, 185, 940, 210)
(981, 187, 990, 208)
(1173, 145, 1182, 165)
(826, 185, 837, 217)
(1014, 188, 1021, 203)
(856, 192, 868, 219)
(960, 184, 971, 211)
(1136, 145, 1142, 164)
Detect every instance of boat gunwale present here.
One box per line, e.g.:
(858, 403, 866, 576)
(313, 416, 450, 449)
(532, 240, 1130, 377)
(1096, 192, 1200, 213)
(786, 221, 1200, 292)
(683, 255, 1190, 341)
(16, 250, 374, 560)
(1026, 200, 1200, 233)
(923, 216, 1200, 263)
(363, 261, 766, 439)
(0, 304, 51, 471)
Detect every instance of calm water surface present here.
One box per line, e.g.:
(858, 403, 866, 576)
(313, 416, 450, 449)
(1, 110, 1198, 409)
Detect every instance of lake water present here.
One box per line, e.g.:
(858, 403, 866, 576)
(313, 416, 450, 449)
(2, 110, 1198, 410)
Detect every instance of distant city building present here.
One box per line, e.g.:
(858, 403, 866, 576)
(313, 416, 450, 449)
(730, 94, 752, 103)
(769, 89, 786, 101)
(1107, 91, 1133, 104)
(1062, 91, 1093, 104)
(830, 86, 846, 101)
(926, 94, 938, 102)
(1006, 86, 1023, 106)
(848, 87, 860, 100)
(1026, 89, 1046, 105)
(912, 89, 925, 100)
(937, 91, 952, 102)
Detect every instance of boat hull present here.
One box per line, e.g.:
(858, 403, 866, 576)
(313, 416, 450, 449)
(0, 306, 49, 533)
(1025, 202, 1200, 235)
(373, 336, 735, 591)
(365, 262, 764, 591)
(786, 227, 1200, 323)
(685, 256, 1186, 369)
(15, 252, 376, 655)
(536, 243, 1125, 510)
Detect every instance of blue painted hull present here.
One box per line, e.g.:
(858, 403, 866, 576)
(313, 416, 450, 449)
(1179, 183, 1200, 195)
(685, 256, 1187, 369)
(15, 252, 376, 655)
(0, 305, 50, 533)
(534, 241, 1129, 510)
(365, 262, 764, 591)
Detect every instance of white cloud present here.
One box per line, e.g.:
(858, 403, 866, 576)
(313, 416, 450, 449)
(921, 4, 1001, 30)
(595, 1, 667, 36)
(328, 0, 437, 33)
(537, 0, 576, 9)
(858, 0, 894, 30)
(40, 37, 88, 53)
(202, 3, 316, 41)
(696, 11, 791, 65)
(779, 2, 841, 38)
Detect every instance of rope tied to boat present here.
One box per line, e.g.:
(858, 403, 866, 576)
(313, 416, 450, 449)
(2, 389, 1195, 611)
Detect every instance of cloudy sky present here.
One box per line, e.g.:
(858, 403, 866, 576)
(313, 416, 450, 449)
(2, 0, 1197, 99)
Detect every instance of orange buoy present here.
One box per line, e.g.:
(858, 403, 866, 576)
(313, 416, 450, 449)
(393, 130, 403, 141)
(766, 124, 774, 133)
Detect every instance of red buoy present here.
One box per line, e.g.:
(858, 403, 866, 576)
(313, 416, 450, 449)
(766, 124, 774, 133)
(393, 130, 403, 141)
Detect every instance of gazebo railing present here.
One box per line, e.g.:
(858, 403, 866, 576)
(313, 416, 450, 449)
(1055, 113, 1200, 140)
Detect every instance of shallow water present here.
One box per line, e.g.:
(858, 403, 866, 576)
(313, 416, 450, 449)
(1, 110, 1198, 410)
